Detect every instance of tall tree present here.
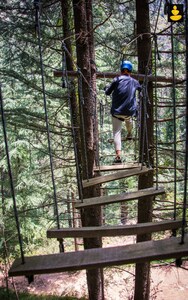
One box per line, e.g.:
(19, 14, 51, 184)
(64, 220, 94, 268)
(72, 1, 103, 299)
(61, 0, 83, 197)
(134, 1, 153, 300)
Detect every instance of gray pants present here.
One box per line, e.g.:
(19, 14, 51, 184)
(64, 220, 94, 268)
(112, 115, 133, 151)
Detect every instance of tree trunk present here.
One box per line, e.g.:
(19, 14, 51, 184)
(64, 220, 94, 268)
(61, 0, 83, 197)
(72, 1, 103, 299)
(134, 1, 154, 300)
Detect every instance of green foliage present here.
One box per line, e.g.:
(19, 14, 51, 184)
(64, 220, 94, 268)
(0, 288, 86, 300)
(0, 0, 187, 264)
(0, 0, 77, 258)
(94, 0, 137, 71)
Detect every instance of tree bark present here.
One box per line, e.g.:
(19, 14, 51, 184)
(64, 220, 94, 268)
(72, 1, 103, 299)
(61, 0, 83, 197)
(134, 1, 153, 300)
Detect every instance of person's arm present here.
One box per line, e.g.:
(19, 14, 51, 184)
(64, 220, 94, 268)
(104, 77, 117, 95)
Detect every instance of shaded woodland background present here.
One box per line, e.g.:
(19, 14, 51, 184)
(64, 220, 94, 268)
(0, 0, 187, 299)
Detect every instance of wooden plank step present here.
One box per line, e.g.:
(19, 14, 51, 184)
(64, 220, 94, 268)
(82, 166, 150, 188)
(75, 186, 165, 209)
(94, 163, 141, 172)
(9, 234, 188, 277)
(108, 138, 136, 143)
(47, 220, 182, 239)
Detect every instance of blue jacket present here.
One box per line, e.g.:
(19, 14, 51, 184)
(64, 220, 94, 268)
(105, 74, 141, 117)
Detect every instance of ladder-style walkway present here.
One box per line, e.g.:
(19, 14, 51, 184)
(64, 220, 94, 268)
(9, 164, 188, 277)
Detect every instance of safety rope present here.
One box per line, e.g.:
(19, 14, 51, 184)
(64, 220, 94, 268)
(34, 0, 64, 251)
(0, 84, 25, 264)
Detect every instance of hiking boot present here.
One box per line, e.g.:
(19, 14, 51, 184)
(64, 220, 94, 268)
(126, 132, 133, 140)
(113, 156, 122, 164)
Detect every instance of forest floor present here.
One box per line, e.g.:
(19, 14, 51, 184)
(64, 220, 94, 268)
(0, 263, 188, 300)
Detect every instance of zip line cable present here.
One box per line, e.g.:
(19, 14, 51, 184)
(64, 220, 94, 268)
(34, 0, 64, 251)
(0, 84, 25, 265)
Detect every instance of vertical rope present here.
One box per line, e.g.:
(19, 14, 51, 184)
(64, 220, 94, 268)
(34, 1, 63, 251)
(134, 116, 138, 162)
(137, 90, 142, 164)
(144, 92, 151, 167)
(181, 0, 188, 244)
(61, 42, 83, 201)
(92, 81, 100, 171)
(154, 35, 159, 190)
(140, 82, 150, 168)
(61, 43, 68, 89)
(138, 34, 153, 169)
(170, 16, 177, 226)
(98, 75, 108, 169)
(77, 69, 89, 181)
(0, 84, 25, 264)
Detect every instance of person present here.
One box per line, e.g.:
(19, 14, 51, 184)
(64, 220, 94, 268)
(105, 60, 141, 164)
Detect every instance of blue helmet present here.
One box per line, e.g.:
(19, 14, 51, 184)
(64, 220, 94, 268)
(120, 60, 133, 72)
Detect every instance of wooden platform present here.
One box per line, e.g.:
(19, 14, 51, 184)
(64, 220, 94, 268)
(82, 166, 151, 188)
(9, 234, 188, 277)
(47, 220, 182, 239)
(75, 186, 165, 209)
(94, 163, 141, 172)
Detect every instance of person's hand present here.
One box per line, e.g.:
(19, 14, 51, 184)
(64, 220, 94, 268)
(104, 85, 110, 92)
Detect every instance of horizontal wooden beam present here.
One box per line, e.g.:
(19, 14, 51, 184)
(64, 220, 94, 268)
(54, 70, 184, 83)
(75, 186, 165, 209)
(9, 234, 188, 277)
(47, 220, 182, 239)
(82, 166, 150, 188)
